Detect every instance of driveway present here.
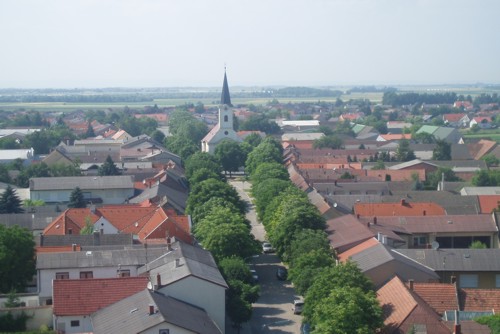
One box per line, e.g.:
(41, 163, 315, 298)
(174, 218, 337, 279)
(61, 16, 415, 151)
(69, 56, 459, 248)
(228, 179, 302, 334)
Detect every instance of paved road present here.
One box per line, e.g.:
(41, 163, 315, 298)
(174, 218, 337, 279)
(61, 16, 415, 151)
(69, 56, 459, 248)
(228, 180, 302, 334)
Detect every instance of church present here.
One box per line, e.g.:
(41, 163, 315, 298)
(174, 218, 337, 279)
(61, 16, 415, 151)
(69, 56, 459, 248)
(201, 70, 243, 154)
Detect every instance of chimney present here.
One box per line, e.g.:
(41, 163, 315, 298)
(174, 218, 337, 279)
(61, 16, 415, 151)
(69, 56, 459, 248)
(441, 172, 445, 192)
(149, 304, 155, 315)
(401, 198, 406, 206)
(90, 204, 96, 213)
(373, 216, 377, 225)
(408, 279, 414, 291)
(454, 310, 461, 334)
(72, 244, 77, 252)
(166, 237, 172, 251)
(423, 210, 426, 216)
(174, 258, 180, 268)
(156, 273, 161, 287)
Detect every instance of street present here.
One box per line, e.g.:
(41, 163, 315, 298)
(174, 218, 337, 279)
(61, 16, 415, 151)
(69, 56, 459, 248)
(229, 180, 302, 334)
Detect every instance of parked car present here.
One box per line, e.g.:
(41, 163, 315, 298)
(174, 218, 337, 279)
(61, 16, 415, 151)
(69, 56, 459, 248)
(262, 242, 274, 253)
(293, 299, 304, 314)
(276, 266, 288, 280)
(300, 323, 311, 334)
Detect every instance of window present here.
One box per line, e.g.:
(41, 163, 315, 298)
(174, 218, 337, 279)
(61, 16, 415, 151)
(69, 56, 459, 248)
(496, 275, 500, 288)
(459, 274, 478, 288)
(80, 271, 93, 279)
(412, 236, 427, 248)
(224, 115, 228, 122)
(56, 272, 69, 280)
(70, 320, 80, 327)
(118, 270, 130, 278)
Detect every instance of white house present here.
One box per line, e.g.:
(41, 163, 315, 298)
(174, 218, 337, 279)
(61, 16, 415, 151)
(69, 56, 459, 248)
(36, 247, 168, 305)
(138, 241, 228, 333)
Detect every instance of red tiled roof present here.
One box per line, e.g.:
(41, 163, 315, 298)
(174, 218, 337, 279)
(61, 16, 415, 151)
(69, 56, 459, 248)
(443, 113, 467, 122)
(354, 201, 446, 217)
(377, 276, 417, 331)
(36, 245, 81, 253)
(337, 237, 380, 262)
(477, 195, 500, 213)
(407, 282, 457, 315)
(378, 134, 412, 141)
(461, 289, 500, 312)
(53, 277, 149, 316)
(325, 214, 374, 252)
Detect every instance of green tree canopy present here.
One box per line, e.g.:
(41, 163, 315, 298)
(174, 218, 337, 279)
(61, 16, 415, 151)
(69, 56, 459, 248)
(251, 178, 294, 222)
(432, 139, 452, 160)
(288, 229, 333, 265)
(395, 139, 416, 162)
(85, 121, 95, 138)
(371, 160, 386, 170)
(288, 248, 335, 295)
(186, 178, 245, 215)
(194, 206, 250, 241)
(219, 256, 254, 284)
(189, 197, 240, 226)
(426, 167, 460, 189)
(68, 186, 87, 208)
(98, 155, 121, 176)
(245, 140, 282, 175)
(0, 225, 36, 293)
(0, 186, 24, 214)
(250, 162, 289, 186)
(185, 152, 222, 181)
(313, 135, 343, 149)
(214, 140, 246, 176)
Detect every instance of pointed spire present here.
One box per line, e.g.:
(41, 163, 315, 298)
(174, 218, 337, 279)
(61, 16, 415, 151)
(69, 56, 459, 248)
(220, 67, 232, 106)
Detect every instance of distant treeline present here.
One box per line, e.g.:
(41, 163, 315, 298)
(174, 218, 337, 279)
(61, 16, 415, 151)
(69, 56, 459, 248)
(473, 93, 500, 105)
(382, 91, 458, 106)
(348, 86, 397, 93)
(0, 87, 343, 103)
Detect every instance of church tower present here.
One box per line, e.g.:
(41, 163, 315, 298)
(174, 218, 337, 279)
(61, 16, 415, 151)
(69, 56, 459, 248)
(201, 69, 243, 154)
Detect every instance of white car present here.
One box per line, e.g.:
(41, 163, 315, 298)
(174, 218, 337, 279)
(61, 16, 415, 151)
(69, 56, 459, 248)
(262, 242, 274, 253)
(293, 299, 304, 314)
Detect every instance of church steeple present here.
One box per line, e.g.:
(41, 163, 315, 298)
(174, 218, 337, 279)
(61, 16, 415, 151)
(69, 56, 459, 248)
(220, 68, 232, 107)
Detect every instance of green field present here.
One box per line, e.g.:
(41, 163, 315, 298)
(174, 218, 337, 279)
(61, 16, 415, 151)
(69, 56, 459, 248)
(463, 133, 500, 142)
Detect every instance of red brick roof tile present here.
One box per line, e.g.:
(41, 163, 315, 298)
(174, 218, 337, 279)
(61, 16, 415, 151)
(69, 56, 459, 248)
(477, 195, 500, 214)
(53, 277, 149, 316)
(354, 201, 446, 217)
(406, 282, 458, 315)
(461, 289, 500, 311)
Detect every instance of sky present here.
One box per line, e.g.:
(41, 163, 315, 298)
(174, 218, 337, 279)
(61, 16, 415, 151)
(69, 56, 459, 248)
(1, 0, 499, 88)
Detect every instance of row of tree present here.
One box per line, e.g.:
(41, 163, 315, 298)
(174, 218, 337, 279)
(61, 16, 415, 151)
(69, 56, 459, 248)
(247, 138, 383, 333)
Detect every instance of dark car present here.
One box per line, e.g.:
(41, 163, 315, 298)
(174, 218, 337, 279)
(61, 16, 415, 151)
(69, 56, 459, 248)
(276, 266, 288, 280)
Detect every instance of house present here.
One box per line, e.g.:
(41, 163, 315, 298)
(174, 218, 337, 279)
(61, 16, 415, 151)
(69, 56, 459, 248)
(137, 240, 228, 332)
(453, 101, 474, 111)
(469, 116, 493, 129)
(201, 70, 243, 154)
(376, 134, 412, 142)
(338, 238, 440, 287)
(377, 276, 452, 334)
(52, 276, 149, 333)
(339, 112, 364, 122)
(467, 139, 497, 160)
(91, 289, 222, 334)
(36, 246, 168, 305)
(42, 205, 192, 244)
(0, 148, 35, 165)
(442, 113, 470, 127)
(386, 121, 412, 134)
(354, 200, 446, 217)
(416, 125, 463, 144)
(357, 214, 499, 249)
(477, 195, 500, 213)
(29, 175, 135, 205)
(394, 248, 500, 289)
(121, 135, 181, 166)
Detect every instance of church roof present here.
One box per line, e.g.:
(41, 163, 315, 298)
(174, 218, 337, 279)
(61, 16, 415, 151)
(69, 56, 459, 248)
(220, 70, 232, 106)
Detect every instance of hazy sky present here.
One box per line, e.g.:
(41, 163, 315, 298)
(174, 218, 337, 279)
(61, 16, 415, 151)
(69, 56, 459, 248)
(1, 0, 499, 88)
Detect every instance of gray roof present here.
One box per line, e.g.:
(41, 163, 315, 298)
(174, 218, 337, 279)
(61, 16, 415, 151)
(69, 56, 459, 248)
(221, 70, 232, 106)
(394, 249, 500, 271)
(0, 212, 57, 231)
(351, 243, 439, 278)
(29, 175, 134, 191)
(460, 187, 500, 196)
(128, 182, 188, 213)
(38, 233, 134, 247)
(36, 247, 168, 269)
(138, 241, 227, 289)
(92, 289, 222, 334)
(381, 191, 480, 215)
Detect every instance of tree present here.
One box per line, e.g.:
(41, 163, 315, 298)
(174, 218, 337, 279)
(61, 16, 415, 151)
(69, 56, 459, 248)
(288, 229, 332, 265)
(250, 162, 289, 186)
(395, 139, 416, 162)
(68, 187, 87, 208)
(0, 186, 24, 214)
(189, 197, 240, 225)
(194, 206, 250, 241)
(245, 140, 282, 175)
(0, 225, 36, 293)
(312, 135, 343, 149)
(219, 257, 253, 284)
(413, 132, 436, 144)
(185, 152, 222, 180)
(243, 133, 262, 148)
(310, 286, 383, 334)
(426, 167, 459, 189)
(84, 121, 95, 138)
(214, 140, 245, 176)
(98, 155, 121, 176)
(186, 178, 245, 215)
(371, 160, 386, 170)
(482, 154, 500, 168)
(150, 129, 166, 144)
(288, 248, 335, 295)
(80, 216, 94, 235)
(432, 139, 451, 160)
(251, 179, 293, 221)
(189, 167, 224, 186)
(469, 240, 487, 249)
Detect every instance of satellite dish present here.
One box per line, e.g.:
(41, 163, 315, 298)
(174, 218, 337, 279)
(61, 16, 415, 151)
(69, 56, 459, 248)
(333, 202, 338, 208)
(431, 241, 439, 250)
